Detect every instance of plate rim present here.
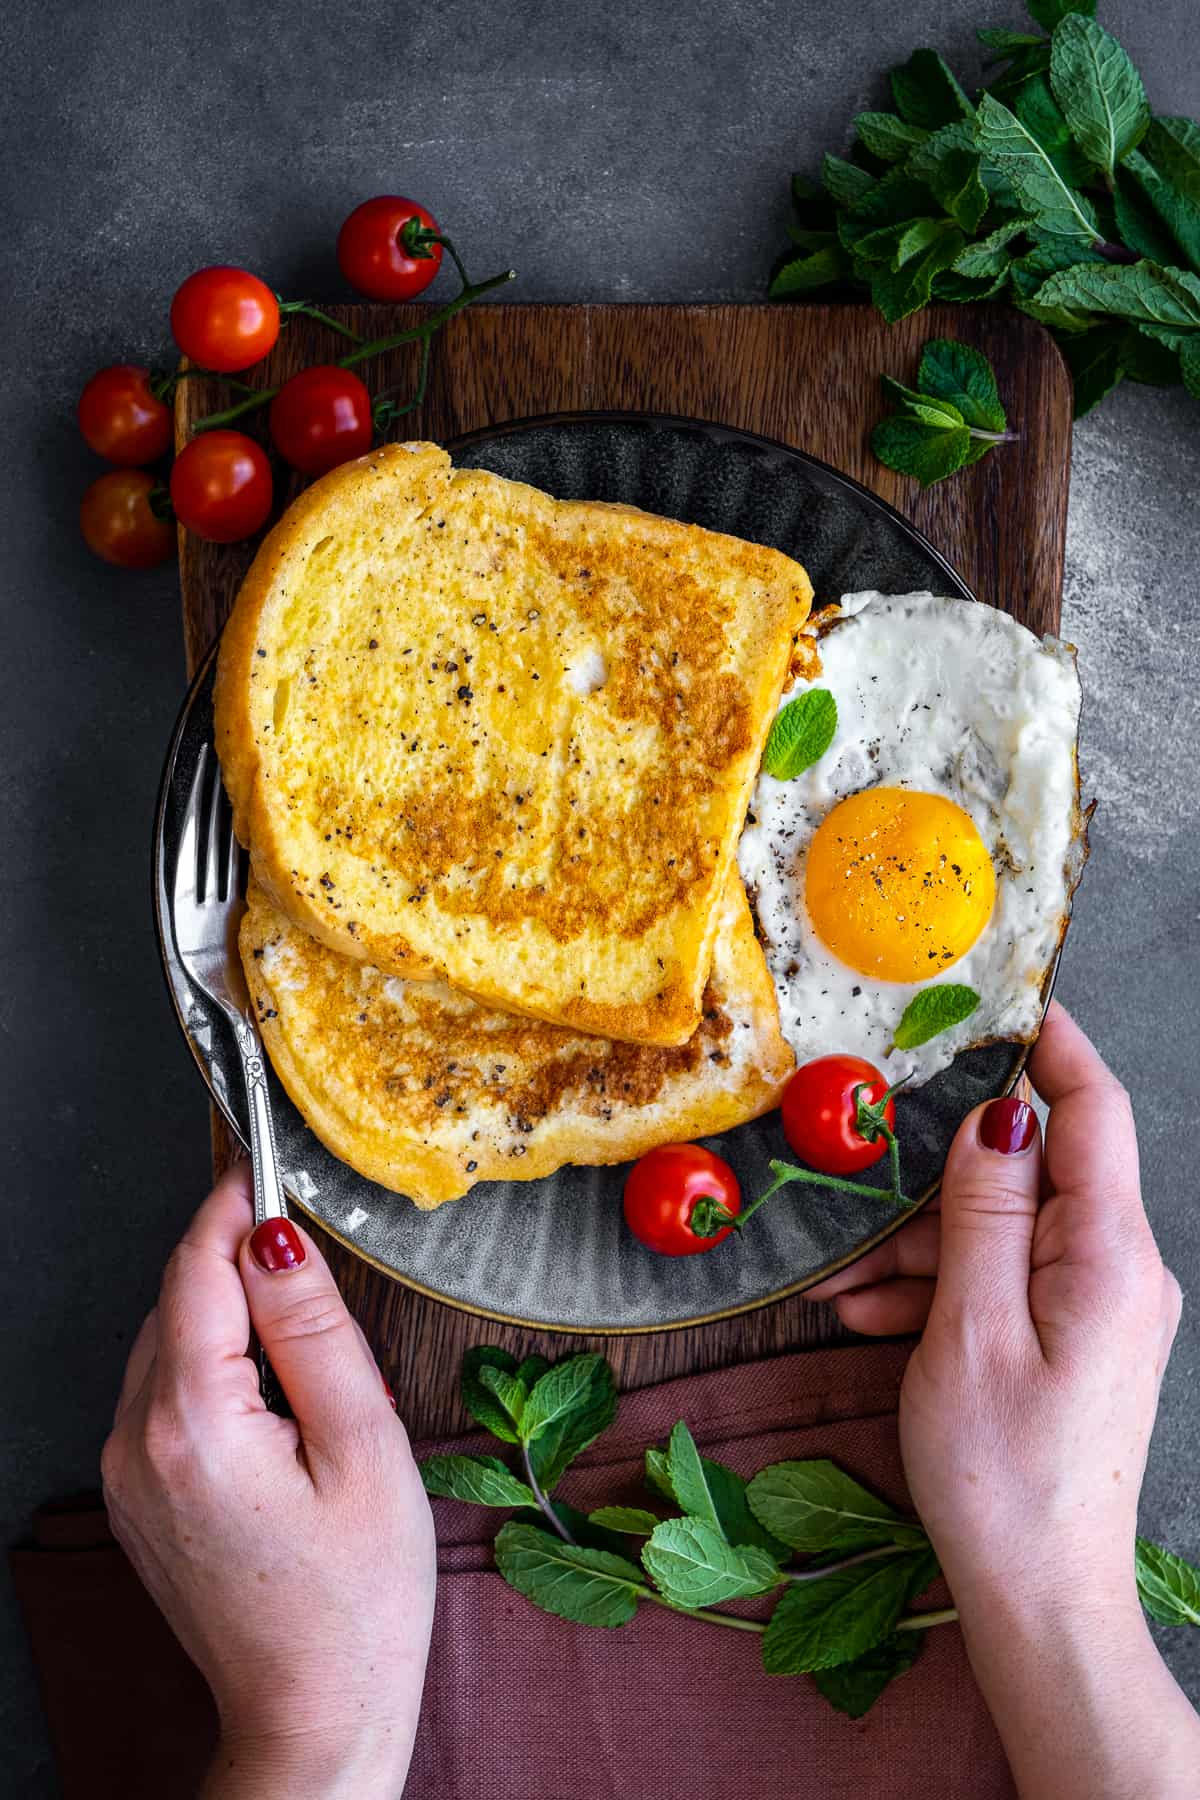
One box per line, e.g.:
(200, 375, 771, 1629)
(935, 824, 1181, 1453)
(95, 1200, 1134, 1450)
(153, 408, 1042, 1335)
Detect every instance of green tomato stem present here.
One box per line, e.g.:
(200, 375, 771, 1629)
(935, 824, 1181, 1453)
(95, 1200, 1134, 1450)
(335, 265, 516, 371)
(278, 299, 364, 343)
(738, 1159, 912, 1231)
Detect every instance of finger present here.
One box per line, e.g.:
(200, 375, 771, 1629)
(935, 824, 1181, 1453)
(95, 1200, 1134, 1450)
(805, 1210, 940, 1301)
(929, 1094, 1043, 1333)
(352, 1317, 397, 1410)
(114, 1309, 159, 1426)
(834, 1278, 936, 1336)
(1158, 1269, 1183, 1380)
(1028, 1001, 1147, 1259)
(154, 1164, 255, 1403)
(238, 1216, 392, 1478)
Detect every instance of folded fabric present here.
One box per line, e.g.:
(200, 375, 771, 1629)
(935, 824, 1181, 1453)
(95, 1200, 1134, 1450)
(11, 1339, 1014, 1799)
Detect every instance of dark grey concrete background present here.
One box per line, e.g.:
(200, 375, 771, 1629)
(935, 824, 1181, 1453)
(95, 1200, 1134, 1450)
(2, 0, 1197, 1789)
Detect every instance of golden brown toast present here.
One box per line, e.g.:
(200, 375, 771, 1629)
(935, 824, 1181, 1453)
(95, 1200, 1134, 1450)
(215, 443, 811, 1045)
(240, 874, 794, 1208)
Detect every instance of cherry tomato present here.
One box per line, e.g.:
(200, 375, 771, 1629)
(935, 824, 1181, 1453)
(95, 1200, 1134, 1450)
(170, 266, 280, 372)
(337, 196, 443, 301)
(80, 469, 174, 568)
(170, 430, 273, 542)
(781, 1055, 895, 1175)
(623, 1145, 741, 1256)
(269, 365, 373, 475)
(78, 364, 172, 466)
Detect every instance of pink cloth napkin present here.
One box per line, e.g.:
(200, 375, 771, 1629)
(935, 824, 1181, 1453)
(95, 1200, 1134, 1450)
(13, 1339, 1014, 1798)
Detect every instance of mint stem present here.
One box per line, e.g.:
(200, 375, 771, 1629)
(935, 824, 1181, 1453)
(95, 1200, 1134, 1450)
(966, 427, 1019, 443)
(639, 1588, 767, 1633)
(784, 1543, 912, 1583)
(522, 1441, 576, 1546)
(895, 1606, 958, 1633)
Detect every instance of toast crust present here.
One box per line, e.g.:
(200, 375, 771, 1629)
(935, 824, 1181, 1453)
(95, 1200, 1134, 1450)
(215, 443, 812, 1045)
(240, 874, 795, 1207)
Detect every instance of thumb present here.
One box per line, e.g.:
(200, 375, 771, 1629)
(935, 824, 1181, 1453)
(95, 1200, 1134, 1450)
(239, 1216, 389, 1475)
(931, 1094, 1043, 1332)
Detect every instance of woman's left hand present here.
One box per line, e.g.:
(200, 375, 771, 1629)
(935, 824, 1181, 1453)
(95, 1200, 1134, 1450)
(102, 1164, 436, 1800)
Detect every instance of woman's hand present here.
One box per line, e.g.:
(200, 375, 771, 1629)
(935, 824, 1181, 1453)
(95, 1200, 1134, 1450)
(101, 1166, 436, 1800)
(806, 1001, 1195, 1798)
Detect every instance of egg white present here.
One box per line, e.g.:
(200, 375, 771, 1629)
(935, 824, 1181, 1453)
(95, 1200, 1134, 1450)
(737, 591, 1086, 1085)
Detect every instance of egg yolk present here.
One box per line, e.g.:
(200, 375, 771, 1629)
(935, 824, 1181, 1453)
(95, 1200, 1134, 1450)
(805, 786, 996, 982)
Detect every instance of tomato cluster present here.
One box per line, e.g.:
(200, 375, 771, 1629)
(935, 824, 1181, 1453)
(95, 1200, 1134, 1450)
(78, 197, 449, 566)
(622, 1055, 901, 1257)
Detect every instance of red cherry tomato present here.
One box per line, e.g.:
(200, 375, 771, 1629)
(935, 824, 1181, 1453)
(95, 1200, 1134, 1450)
(170, 431, 273, 542)
(269, 365, 373, 475)
(623, 1145, 741, 1256)
(781, 1055, 895, 1175)
(80, 469, 174, 568)
(337, 196, 443, 301)
(170, 266, 280, 372)
(78, 364, 172, 466)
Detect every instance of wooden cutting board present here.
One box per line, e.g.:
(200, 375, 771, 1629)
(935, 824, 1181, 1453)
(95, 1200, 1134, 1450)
(175, 301, 1071, 1437)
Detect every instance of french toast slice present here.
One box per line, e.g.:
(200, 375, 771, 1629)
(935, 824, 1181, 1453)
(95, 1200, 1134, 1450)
(240, 873, 794, 1208)
(216, 442, 812, 1045)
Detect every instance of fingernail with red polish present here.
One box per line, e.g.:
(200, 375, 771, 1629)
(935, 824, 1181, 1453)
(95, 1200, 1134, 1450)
(249, 1218, 307, 1272)
(980, 1097, 1037, 1155)
(382, 1376, 397, 1410)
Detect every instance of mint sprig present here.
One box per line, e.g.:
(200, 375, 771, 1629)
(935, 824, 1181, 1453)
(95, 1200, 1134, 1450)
(422, 1347, 1200, 1718)
(872, 338, 1013, 486)
(767, 0, 1200, 419)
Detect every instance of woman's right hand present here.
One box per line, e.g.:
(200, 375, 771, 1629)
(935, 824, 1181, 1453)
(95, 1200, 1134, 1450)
(807, 1001, 1196, 1799)
(102, 1165, 436, 1800)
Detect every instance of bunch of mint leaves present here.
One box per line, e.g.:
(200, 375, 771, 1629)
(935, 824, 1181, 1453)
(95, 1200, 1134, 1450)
(770, 0, 1200, 421)
(421, 1346, 1200, 1719)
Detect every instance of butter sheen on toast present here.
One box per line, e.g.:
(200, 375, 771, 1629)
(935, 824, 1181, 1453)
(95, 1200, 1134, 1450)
(241, 875, 795, 1207)
(215, 442, 812, 1046)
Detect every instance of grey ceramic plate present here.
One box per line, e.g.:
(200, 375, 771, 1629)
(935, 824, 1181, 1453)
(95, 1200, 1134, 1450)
(154, 413, 1031, 1332)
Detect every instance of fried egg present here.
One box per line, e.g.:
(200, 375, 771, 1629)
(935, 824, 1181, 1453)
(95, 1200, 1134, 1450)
(737, 591, 1087, 1085)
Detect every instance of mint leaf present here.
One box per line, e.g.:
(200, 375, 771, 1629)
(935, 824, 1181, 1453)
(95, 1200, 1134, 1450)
(1060, 326, 1127, 416)
(648, 1434, 789, 1559)
(494, 1522, 643, 1628)
(419, 1454, 537, 1509)
(893, 983, 981, 1050)
(978, 28, 1045, 53)
(890, 49, 973, 130)
(812, 1631, 923, 1716)
(1142, 117, 1200, 204)
(768, 244, 848, 297)
(588, 1506, 660, 1536)
(976, 91, 1100, 242)
(856, 112, 929, 163)
(871, 414, 970, 486)
(894, 217, 960, 266)
(1026, 0, 1094, 27)
(823, 153, 877, 209)
(953, 216, 1034, 277)
(1011, 73, 1095, 189)
(666, 1420, 725, 1529)
(514, 1497, 629, 1558)
(1181, 337, 1200, 399)
(1123, 145, 1200, 278)
(1122, 328, 1181, 386)
(642, 1517, 782, 1609)
(515, 1355, 550, 1388)
(762, 689, 838, 779)
(478, 1363, 528, 1432)
(761, 1548, 933, 1674)
(645, 1445, 675, 1502)
(1049, 14, 1149, 179)
(933, 268, 1010, 302)
(1136, 1538, 1200, 1626)
(523, 1353, 617, 1488)
(907, 122, 989, 233)
(1031, 259, 1200, 342)
(870, 227, 966, 322)
(461, 1346, 521, 1442)
(748, 1461, 927, 1555)
(918, 339, 1007, 431)
(985, 41, 1053, 105)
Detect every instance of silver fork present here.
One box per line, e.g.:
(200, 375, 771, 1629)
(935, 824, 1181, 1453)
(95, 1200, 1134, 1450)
(173, 743, 289, 1410)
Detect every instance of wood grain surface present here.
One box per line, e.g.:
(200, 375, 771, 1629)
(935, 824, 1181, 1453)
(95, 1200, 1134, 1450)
(176, 301, 1072, 1437)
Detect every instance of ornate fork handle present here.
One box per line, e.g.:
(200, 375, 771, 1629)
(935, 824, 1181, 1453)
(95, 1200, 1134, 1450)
(231, 1012, 290, 1414)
